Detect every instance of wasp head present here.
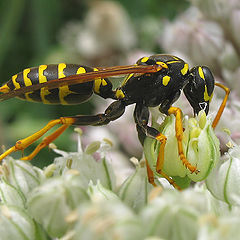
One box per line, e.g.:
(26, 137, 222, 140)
(183, 66, 215, 115)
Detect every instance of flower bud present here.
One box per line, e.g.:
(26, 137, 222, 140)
(198, 215, 240, 240)
(118, 160, 154, 212)
(219, 42, 240, 72)
(0, 158, 43, 201)
(206, 144, 240, 206)
(87, 180, 120, 203)
(27, 172, 89, 238)
(190, 0, 232, 21)
(161, 7, 224, 70)
(0, 204, 36, 240)
(140, 190, 199, 240)
(0, 179, 25, 207)
(72, 200, 142, 240)
(53, 138, 116, 191)
(144, 111, 220, 188)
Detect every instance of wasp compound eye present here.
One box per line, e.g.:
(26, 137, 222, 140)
(183, 66, 215, 115)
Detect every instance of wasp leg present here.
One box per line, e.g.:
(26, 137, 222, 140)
(212, 83, 230, 129)
(0, 101, 126, 162)
(21, 125, 69, 161)
(146, 156, 181, 189)
(134, 104, 180, 189)
(0, 118, 69, 162)
(134, 104, 166, 173)
(134, 104, 167, 171)
(168, 106, 199, 174)
(145, 158, 157, 187)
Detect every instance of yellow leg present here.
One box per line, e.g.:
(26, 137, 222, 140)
(155, 133, 167, 172)
(146, 158, 157, 187)
(146, 158, 181, 190)
(157, 170, 181, 190)
(212, 83, 230, 129)
(149, 133, 181, 190)
(0, 117, 75, 162)
(168, 106, 199, 174)
(21, 124, 69, 161)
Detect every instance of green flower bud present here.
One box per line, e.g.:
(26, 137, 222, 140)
(27, 172, 89, 238)
(118, 159, 154, 212)
(206, 144, 240, 206)
(87, 180, 120, 203)
(71, 200, 142, 240)
(0, 158, 43, 201)
(144, 111, 220, 188)
(0, 204, 36, 240)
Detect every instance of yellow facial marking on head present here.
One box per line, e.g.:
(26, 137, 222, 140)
(115, 89, 125, 99)
(204, 85, 210, 101)
(141, 57, 149, 63)
(39, 65, 50, 104)
(181, 63, 189, 75)
(12, 74, 21, 89)
(77, 67, 86, 74)
(58, 63, 73, 105)
(162, 76, 171, 86)
(209, 92, 213, 102)
(0, 84, 10, 93)
(173, 56, 180, 60)
(23, 68, 32, 86)
(156, 61, 168, 69)
(198, 67, 205, 80)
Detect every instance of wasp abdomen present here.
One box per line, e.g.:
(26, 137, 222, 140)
(2, 64, 97, 105)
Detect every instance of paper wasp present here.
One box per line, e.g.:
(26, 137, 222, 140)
(0, 54, 229, 186)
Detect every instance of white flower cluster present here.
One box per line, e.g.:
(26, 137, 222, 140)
(0, 121, 240, 240)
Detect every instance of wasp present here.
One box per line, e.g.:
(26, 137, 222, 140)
(0, 54, 229, 186)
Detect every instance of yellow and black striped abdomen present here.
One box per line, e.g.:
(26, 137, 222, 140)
(2, 63, 97, 105)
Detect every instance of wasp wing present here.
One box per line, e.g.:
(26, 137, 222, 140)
(0, 65, 160, 101)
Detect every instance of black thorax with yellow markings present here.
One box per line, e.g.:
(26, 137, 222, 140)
(119, 55, 190, 113)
